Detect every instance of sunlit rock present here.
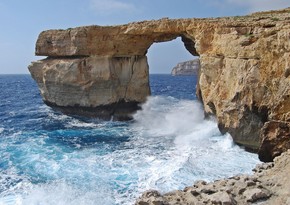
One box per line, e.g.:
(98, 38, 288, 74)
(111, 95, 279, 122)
(29, 56, 150, 120)
(29, 8, 290, 158)
(171, 59, 199, 76)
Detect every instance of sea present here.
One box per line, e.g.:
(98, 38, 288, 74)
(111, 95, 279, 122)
(0, 74, 259, 205)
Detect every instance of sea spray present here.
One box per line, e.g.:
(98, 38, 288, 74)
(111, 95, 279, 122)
(0, 75, 260, 205)
(130, 96, 259, 190)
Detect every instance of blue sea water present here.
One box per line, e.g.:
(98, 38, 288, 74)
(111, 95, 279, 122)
(0, 74, 259, 205)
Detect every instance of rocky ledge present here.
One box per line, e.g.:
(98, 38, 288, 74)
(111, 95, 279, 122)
(171, 59, 200, 76)
(29, 8, 290, 160)
(136, 149, 290, 205)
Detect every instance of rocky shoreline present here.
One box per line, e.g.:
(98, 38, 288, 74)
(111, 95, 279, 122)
(29, 8, 290, 161)
(28, 7, 290, 204)
(136, 149, 290, 205)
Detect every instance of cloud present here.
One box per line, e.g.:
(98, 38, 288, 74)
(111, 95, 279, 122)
(90, 0, 136, 14)
(206, 0, 290, 13)
(226, 0, 290, 12)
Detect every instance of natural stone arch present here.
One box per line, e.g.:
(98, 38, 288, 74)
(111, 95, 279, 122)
(30, 21, 201, 121)
(29, 10, 290, 161)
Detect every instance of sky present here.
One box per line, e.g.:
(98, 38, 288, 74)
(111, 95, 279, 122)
(0, 0, 289, 74)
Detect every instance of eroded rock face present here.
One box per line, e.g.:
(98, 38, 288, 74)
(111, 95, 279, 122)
(29, 8, 290, 159)
(29, 55, 150, 120)
(259, 121, 290, 162)
(171, 59, 200, 76)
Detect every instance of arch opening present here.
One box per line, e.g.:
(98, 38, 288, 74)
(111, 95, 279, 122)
(147, 36, 198, 74)
(146, 37, 200, 100)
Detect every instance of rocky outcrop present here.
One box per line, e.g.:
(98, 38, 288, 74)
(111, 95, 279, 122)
(29, 55, 150, 120)
(171, 59, 200, 76)
(136, 149, 290, 205)
(258, 121, 290, 162)
(29, 8, 290, 159)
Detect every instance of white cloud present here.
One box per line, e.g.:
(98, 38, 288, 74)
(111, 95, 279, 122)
(206, 0, 290, 13)
(226, 0, 290, 12)
(90, 0, 136, 14)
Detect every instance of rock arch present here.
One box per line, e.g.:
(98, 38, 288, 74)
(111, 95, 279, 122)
(29, 20, 200, 121)
(29, 10, 290, 160)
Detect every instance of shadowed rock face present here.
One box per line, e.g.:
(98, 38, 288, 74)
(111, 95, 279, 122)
(259, 121, 290, 162)
(29, 8, 290, 160)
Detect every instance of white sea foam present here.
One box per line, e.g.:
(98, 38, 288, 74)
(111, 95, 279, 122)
(0, 96, 260, 205)
(66, 119, 98, 128)
(47, 112, 70, 122)
(46, 108, 99, 128)
(21, 181, 113, 205)
(133, 96, 205, 136)
(130, 96, 259, 191)
(0, 128, 4, 134)
(0, 181, 113, 205)
(0, 170, 32, 205)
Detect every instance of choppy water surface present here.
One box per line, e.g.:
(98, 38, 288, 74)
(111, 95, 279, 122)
(0, 74, 259, 205)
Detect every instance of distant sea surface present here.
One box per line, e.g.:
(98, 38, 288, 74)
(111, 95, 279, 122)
(0, 74, 259, 205)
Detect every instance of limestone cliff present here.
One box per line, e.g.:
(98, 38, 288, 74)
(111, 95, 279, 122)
(171, 59, 200, 76)
(29, 56, 149, 120)
(29, 8, 290, 161)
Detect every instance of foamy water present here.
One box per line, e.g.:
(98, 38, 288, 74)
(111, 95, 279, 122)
(0, 96, 259, 205)
(0, 75, 260, 205)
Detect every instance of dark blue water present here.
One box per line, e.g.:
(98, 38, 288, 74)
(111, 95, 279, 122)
(0, 74, 259, 205)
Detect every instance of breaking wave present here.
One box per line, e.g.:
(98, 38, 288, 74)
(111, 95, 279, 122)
(0, 75, 260, 205)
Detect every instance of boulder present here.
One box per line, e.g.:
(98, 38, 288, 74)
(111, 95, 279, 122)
(258, 121, 290, 162)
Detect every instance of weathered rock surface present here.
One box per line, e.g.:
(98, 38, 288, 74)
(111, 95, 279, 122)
(29, 55, 150, 120)
(171, 59, 200, 76)
(29, 8, 290, 158)
(136, 149, 290, 205)
(258, 121, 290, 162)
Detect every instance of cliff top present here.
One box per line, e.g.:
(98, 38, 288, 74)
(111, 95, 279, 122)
(35, 7, 290, 57)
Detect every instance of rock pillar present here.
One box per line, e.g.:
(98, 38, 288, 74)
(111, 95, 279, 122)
(29, 55, 150, 120)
